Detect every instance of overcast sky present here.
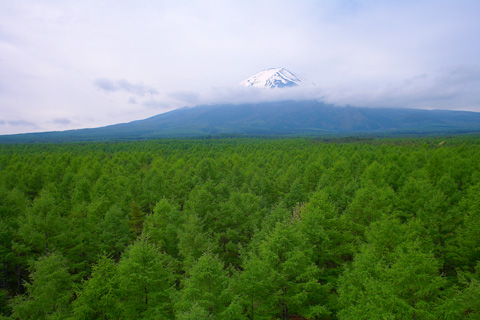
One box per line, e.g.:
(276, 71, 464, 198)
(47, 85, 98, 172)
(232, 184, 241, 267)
(1, 0, 480, 134)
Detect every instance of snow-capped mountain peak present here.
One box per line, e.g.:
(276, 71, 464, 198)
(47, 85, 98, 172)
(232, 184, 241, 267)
(240, 67, 314, 89)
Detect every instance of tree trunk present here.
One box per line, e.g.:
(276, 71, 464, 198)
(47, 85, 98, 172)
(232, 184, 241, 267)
(2, 262, 8, 290)
(45, 230, 49, 255)
(16, 264, 22, 293)
(282, 302, 288, 320)
(251, 296, 254, 320)
(145, 284, 148, 307)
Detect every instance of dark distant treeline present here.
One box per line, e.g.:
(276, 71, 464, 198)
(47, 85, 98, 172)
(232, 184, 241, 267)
(0, 137, 479, 319)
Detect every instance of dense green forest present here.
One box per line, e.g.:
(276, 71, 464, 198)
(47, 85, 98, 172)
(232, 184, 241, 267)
(0, 137, 479, 319)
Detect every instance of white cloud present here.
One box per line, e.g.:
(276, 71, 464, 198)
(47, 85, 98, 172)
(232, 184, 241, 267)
(0, 0, 480, 134)
(94, 78, 158, 96)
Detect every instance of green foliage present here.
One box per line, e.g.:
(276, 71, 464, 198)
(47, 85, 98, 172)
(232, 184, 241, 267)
(98, 205, 132, 260)
(72, 255, 120, 320)
(239, 221, 329, 319)
(452, 184, 480, 271)
(128, 200, 144, 236)
(10, 253, 73, 319)
(177, 213, 213, 271)
(338, 241, 447, 319)
(0, 289, 11, 317)
(175, 251, 230, 318)
(15, 189, 64, 257)
(299, 190, 355, 302)
(116, 236, 175, 319)
(217, 191, 262, 266)
(455, 265, 480, 319)
(0, 137, 480, 319)
(143, 199, 180, 256)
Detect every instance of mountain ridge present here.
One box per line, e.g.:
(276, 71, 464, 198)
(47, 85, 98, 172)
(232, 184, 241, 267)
(2, 100, 480, 143)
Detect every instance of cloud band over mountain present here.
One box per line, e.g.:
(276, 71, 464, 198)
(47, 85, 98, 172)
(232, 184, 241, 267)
(94, 78, 159, 97)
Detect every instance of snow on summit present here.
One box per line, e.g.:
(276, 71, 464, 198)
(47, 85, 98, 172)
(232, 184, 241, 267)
(240, 68, 314, 89)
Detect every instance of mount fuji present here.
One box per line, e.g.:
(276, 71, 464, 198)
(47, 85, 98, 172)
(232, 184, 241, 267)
(240, 68, 315, 89)
(2, 68, 480, 142)
(3, 100, 480, 142)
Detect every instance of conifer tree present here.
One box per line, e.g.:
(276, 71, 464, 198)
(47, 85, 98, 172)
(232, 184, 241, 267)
(10, 253, 73, 319)
(175, 251, 230, 318)
(72, 255, 120, 320)
(116, 236, 175, 319)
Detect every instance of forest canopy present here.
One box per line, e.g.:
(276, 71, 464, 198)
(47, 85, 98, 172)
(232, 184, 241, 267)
(0, 137, 479, 319)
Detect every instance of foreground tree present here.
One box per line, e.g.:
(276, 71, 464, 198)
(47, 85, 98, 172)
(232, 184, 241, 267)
(10, 252, 73, 319)
(338, 239, 448, 319)
(177, 213, 212, 271)
(98, 205, 132, 261)
(116, 236, 175, 319)
(14, 189, 64, 258)
(143, 199, 180, 256)
(240, 221, 329, 319)
(175, 251, 231, 319)
(72, 255, 120, 320)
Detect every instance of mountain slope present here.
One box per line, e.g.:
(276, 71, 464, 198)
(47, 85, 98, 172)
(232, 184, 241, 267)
(2, 100, 480, 143)
(240, 68, 314, 88)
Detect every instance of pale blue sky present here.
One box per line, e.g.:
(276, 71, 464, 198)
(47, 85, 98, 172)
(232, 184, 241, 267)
(1, 0, 479, 134)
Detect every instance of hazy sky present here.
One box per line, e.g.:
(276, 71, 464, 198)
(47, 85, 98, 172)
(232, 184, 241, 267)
(1, 0, 480, 134)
